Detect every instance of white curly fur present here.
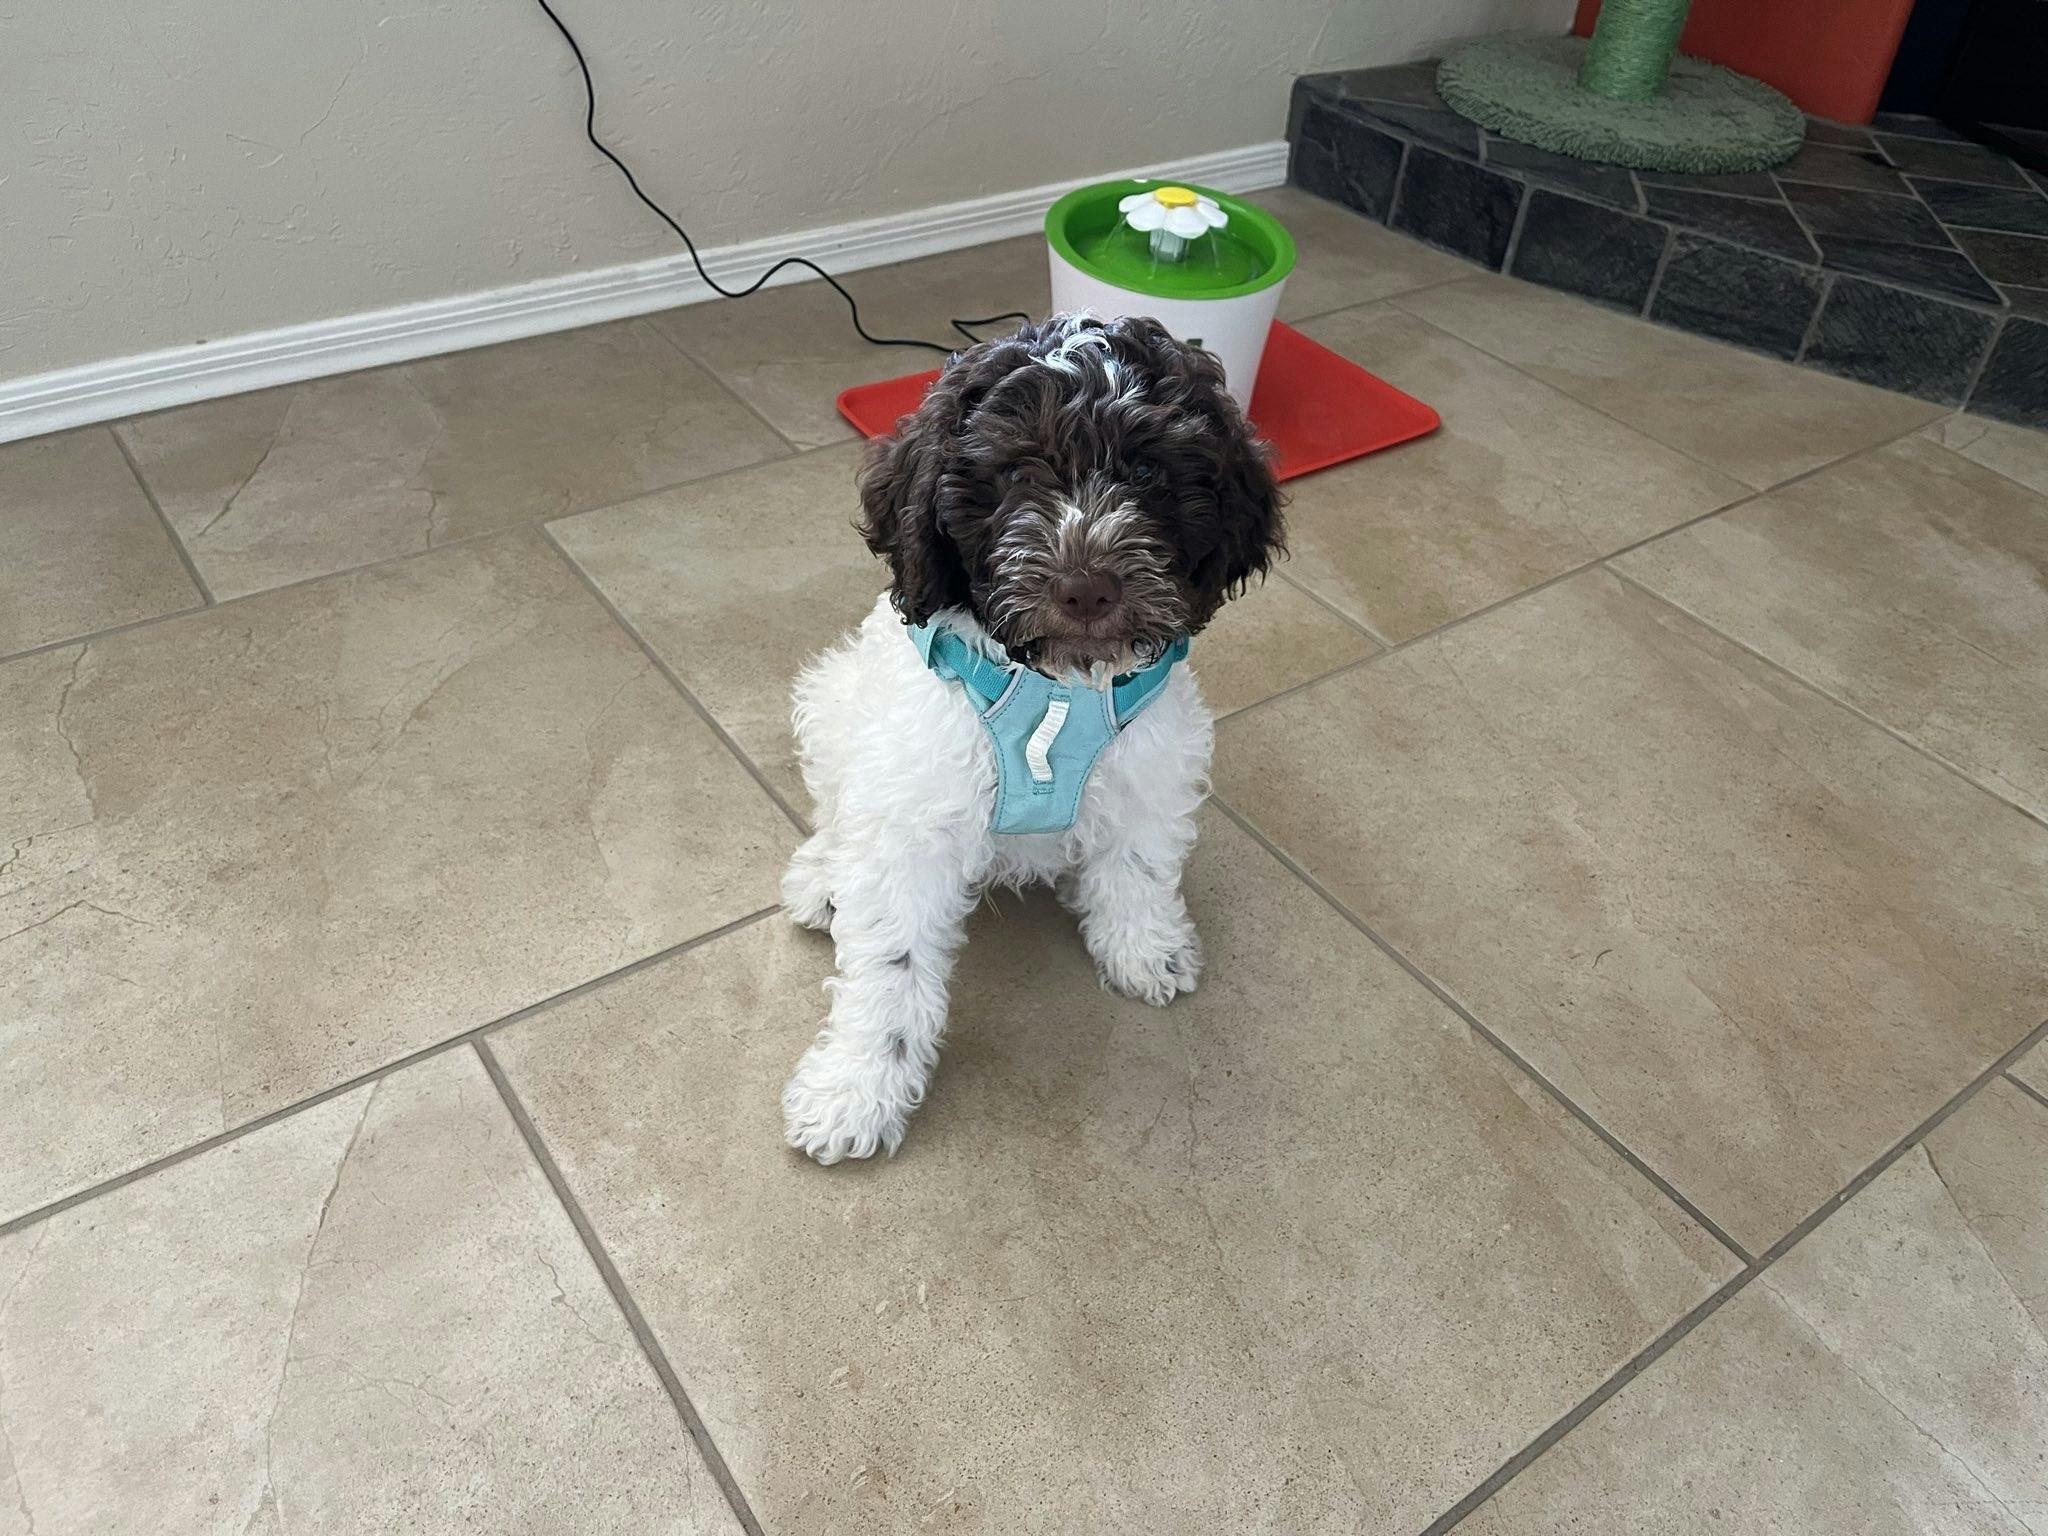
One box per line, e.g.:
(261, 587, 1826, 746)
(781, 594, 1213, 1163)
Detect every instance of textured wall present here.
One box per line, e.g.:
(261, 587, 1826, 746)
(2, 0, 1568, 380)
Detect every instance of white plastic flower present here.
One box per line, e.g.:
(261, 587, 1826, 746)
(1118, 185, 1229, 240)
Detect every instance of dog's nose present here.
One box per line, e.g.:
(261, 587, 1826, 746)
(1053, 571, 1123, 622)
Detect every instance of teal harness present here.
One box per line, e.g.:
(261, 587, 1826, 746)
(909, 620, 1189, 836)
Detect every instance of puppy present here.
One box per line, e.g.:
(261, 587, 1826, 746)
(781, 313, 1284, 1163)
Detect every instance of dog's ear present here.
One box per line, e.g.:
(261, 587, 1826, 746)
(1187, 364, 1286, 615)
(856, 373, 973, 626)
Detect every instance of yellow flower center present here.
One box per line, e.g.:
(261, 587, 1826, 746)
(1153, 186, 1199, 208)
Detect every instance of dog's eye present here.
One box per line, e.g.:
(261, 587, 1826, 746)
(1130, 460, 1162, 487)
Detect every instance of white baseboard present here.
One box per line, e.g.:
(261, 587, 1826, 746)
(0, 140, 1289, 445)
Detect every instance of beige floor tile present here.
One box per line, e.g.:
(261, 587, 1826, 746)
(1252, 186, 1476, 322)
(2014, 1041, 2048, 1100)
(1925, 411, 2048, 498)
(1616, 435, 2048, 818)
(1463, 1079, 2048, 1534)
(115, 320, 787, 599)
(653, 237, 1052, 449)
(0, 428, 201, 656)
(0, 1049, 740, 1536)
(1278, 305, 1745, 642)
(1195, 574, 1377, 714)
(1214, 570, 2048, 1254)
(491, 811, 1737, 1535)
(550, 445, 882, 813)
(551, 448, 1374, 811)
(0, 530, 792, 1222)
(1396, 275, 1945, 489)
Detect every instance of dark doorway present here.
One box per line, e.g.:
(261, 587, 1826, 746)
(1882, 0, 2048, 171)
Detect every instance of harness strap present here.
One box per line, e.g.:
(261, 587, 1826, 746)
(913, 625, 1018, 713)
(912, 622, 1187, 726)
(1111, 635, 1190, 724)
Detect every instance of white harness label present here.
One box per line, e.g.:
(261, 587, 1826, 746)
(1025, 697, 1070, 784)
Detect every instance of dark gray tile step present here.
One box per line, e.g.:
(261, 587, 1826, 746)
(1638, 166, 1783, 200)
(1291, 99, 1406, 224)
(1643, 186, 1818, 263)
(1304, 61, 1444, 109)
(1484, 135, 1639, 210)
(1952, 229, 2048, 286)
(1870, 112, 1970, 142)
(1509, 190, 1668, 312)
(1784, 182, 1953, 246)
(1806, 121, 1876, 150)
(1913, 179, 2048, 237)
(1804, 277, 1997, 405)
(1968, 316, 2048, 428)
(1391, 146, 1524, 269)
(1876, 136, 2032, 188)
(1775, 143, 1908, 195)
(1650, 234, 1824, 360)
(1361, 99, 1483, 160)
(2001, 285, 2048, 321)
(1815, 236, 2004, 306)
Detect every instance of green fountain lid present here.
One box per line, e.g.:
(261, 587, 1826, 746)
(1046, 179, 1296, 301)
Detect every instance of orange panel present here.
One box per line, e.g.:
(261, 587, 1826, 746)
(1571, 0, 1916, 123)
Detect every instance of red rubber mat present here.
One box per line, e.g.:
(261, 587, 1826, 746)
(835, 319, 1439, 481)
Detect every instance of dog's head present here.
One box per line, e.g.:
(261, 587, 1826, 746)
(855, 313, 1285, 675)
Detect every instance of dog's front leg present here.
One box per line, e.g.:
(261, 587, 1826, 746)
(1066, 816, 1202, 1007)
(782, 848, 977, 1163)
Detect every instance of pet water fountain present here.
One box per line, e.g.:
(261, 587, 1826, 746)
(1045, 180, 1295, 411)
(841, 175, 1437, 479)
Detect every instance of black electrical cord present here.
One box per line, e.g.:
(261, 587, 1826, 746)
(533, 0, 1028, 356)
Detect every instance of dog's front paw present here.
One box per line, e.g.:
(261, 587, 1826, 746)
(780, 862, 835, 933)
(782, 1040, 914, 1164)
(1095, 926, 1203, 1006)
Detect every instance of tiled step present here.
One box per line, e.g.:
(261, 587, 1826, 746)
(1288, 64, 2048, 429)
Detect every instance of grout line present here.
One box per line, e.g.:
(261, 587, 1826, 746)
(1384, 140, 1414, 229)
(1280, 270, 1477, 331)
(1605, 566, 2048, 831)
(1495, 183, 1536, 277)
(1216, 501, 1730, 728)
(1190, 415, 1936, 736)
(1271, 567, 1393, 650)
(109, 425, 216, 606)
(1957, 311, 2008, 411)
(1791, 270, 1835, 365)
(1760, 185, 1826, 268)
(475, 1040, 769, 1536)
(1384, 292, 1764, 490)
(0, 905, 779, 1240)
(539, 526, 813, 836)
(0, 602, 213, 670)
(0, 439, 852, 676)
(1394, 289, 1949, 492)
(1420, 1271, 1750, 1535)
(2004, 1071, 2048, 1113)
(0, 521, 525, 669)
(1894, 169, 1967, 256)
(1211, 797, 1756, 1265)
(640, 314, 806, 455)
(1638, 224, 1677, 320)
(1776, 175, 1921, 205)
(1212, 648, 1378, 723)
(1425, 1008, 2048, 1533)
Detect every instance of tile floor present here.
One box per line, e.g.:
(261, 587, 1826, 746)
(3, 182, 2045, 1533)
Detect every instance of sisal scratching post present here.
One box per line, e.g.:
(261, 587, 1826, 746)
(1580, 0, 1691, 99)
